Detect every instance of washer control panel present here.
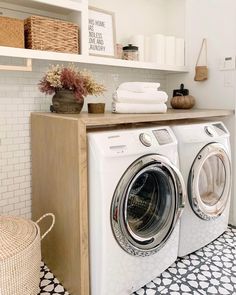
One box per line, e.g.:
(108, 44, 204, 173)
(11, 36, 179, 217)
(139, 133, 152, 147)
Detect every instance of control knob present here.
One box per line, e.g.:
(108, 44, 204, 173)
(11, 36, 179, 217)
(204, 126, 215, 137)
(139, 133, 152, 147)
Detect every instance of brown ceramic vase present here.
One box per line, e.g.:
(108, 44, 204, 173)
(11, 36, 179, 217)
(51, 90, 84, 114)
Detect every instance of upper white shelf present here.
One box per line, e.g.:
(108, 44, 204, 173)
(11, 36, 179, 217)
(0, 0, 85, 14)
(0, 0, 188, 73)
(0, 46, 189, 73)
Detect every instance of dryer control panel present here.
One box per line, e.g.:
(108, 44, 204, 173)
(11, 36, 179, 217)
(172, 121, 229, 143)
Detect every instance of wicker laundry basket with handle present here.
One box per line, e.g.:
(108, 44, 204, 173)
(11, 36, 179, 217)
(0, 213, 55, 295)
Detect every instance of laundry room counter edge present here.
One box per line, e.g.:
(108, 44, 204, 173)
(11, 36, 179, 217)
(32, 108, 234, 127)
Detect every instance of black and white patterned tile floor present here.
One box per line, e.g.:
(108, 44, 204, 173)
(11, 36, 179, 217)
(39, 226, 236, 295)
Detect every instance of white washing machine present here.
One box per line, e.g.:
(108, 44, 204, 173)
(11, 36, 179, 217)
(88, 126, 186, 295)
(172, 121, 232, 257)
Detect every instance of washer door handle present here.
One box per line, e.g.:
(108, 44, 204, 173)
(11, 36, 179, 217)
(166, 159, 186, 217)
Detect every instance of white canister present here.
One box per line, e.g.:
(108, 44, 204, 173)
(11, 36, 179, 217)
(149, 34, 165, 64)
(144, 36, 150, 62)
(175, 38, 185, 66)
(165, 36, 176, 66)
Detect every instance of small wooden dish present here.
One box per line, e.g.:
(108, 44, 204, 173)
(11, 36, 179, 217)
(88, 103, 105, 114)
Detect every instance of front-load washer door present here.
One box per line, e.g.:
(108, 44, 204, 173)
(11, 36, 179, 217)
(111, 154, 186, 257)
(188, 142, 231, 221)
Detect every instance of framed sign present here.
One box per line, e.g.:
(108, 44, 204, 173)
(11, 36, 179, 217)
(88, 7, 116, 57)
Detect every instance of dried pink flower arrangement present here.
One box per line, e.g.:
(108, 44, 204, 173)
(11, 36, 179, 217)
(39, 64, 105, 102)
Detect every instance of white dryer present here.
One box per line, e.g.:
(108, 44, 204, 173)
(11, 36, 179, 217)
(172, 122, 232, 257)
(88, 126, 186, 295)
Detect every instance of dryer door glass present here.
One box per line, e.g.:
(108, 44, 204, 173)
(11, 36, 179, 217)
(198, 155, 225, 206)
(111, 154, 185, 256)
(188, 143, 231, 220)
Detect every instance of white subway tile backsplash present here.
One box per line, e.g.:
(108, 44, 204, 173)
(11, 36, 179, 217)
(8, 184, 20, 192)
(0, 186, 8, 194)
(0, 159, 8, 166)
(7, 170, 19, 177)
(2, 178, 13, 186)
(3, 204, 14, 213)
(19, 168, 30, 176)
(14, 201, 26, 210)
(8, 145, 20, 152)
(2, 152, 13, 159)
(20, 181, 31, 189)
(13, 150, 25, 157)
(8, 196, 20, 204)
(8, 158, 20, 165)
(0, 199, 9, 207)
(14, 176, 26, 184)
(2, 191, 14, 200)
(8, 209, 21, 216)
(2, 165, 15, 173)
(20, 207, 31, 218)
(0, 59, 167, 218)
(0, 172, 8, 180)
(14, 163, 25, 171)
(13, 137, 25, 144)
(14, 189, 26, 197)
(2, 138, 13, 145)
(20, 193, 31, 202)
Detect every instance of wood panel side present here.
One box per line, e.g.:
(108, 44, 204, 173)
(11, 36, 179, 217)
(31, 114, 89, 295)
(77, 120, 90, 295)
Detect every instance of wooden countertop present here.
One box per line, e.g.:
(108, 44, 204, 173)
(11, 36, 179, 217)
(32, 108, 234, 127)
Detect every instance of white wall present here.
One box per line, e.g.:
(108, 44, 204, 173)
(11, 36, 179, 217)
(164, 0, 185, 38)
(89, 0, 166, 44)
(167, 0, 236, 224)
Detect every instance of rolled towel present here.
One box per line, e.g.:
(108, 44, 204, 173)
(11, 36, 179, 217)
(112, 102, 167, 114)
(113, 90, 168, 104)
(118, 82, 160, 93)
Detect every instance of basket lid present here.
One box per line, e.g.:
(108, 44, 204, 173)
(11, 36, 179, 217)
(0, 215, 38, 260)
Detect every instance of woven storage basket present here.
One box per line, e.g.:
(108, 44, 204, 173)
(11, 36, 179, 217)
(24, 15, 79, 54)
(0, 213, 55, 295)
(0, 16, 24, 48)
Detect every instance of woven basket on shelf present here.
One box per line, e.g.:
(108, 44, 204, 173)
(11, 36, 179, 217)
(0, 213, 55, 295)
(24, 15, 79, 54)
(0, 16, 24, 48)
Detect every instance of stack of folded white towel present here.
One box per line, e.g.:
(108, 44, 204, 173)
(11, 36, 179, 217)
(112, 82, 168, 113)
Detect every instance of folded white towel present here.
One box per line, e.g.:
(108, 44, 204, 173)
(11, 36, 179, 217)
(118, 82, 160, 93)
(113, 90, 168, 104)
(112, 102, 167, 114)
